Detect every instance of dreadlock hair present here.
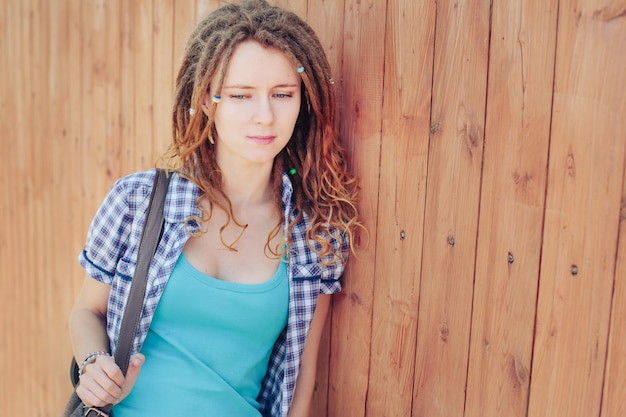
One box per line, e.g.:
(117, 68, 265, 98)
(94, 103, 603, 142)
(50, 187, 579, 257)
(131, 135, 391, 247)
(161, 0, 362, 262)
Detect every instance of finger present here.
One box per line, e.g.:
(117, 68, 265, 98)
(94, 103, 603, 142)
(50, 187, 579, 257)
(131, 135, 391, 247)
(98, 355, 125, 386)
(120, 354, 145, 398)
(76, 376, 118, 408)
(80, 360, 124, 402)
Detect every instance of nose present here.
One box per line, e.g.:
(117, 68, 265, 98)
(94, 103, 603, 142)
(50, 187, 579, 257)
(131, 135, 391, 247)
(253, 96, 275, 125)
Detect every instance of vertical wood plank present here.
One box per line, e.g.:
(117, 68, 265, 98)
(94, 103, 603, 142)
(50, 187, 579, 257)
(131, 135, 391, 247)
(153, 0, 175, 162)
(133, 0, 154, 170)
(61, 0, 85, 294)
(329, 0, 386, 415)
(305, 1, 347, 414)
(119, 0, 135, 174)
(412, 0, 491, 415)
(81, 0, 110, 222)
(464, 0, 558, 416)
(602, 157, 626, 417)
(365, 0, 436, 415)
(0, 0, 22, 411)
(1, 0, 36, 415)
(173, 2, 197, 88)
(26, 0, 52, 413)
(48, 0, 86, 413)
(0, 0, 12, 410)
(195, 0, 222, 24)
(528, 1, 626, 416)
(104, 0, 122, 181)
(272, 0, 306, 19)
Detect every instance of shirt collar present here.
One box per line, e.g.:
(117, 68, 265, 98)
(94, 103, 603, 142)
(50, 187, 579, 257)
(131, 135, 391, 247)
(163, 171, 295, 226)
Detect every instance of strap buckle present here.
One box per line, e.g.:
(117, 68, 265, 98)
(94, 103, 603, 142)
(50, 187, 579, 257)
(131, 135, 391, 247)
(83, 406, 110, 417)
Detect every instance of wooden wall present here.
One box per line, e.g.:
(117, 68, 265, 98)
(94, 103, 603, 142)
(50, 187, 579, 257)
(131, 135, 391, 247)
(1, 0, 624, 416)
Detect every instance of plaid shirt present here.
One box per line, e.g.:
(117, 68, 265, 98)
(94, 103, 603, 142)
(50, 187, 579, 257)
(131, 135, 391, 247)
(79, 169, 347, 416)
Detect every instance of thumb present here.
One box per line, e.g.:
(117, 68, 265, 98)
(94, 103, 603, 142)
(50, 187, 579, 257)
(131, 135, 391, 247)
(120, 353, 145, 399)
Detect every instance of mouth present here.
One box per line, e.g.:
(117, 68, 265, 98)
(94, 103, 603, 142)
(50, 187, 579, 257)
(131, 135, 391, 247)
(248, 135, 276, 145)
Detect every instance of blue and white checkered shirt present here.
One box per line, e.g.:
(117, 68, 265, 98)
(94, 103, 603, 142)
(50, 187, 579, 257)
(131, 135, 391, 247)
(79, 168, 347, 416)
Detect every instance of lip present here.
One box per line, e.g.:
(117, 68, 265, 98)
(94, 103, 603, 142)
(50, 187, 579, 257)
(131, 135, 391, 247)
(247, 135, 276, 145)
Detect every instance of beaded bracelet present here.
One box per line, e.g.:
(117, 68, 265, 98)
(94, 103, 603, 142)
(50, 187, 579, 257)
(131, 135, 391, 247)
(78, 351, 111, 376)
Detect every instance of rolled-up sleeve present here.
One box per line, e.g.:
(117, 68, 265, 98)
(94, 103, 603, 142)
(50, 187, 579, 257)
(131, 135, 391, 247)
(78, 178, 133, 285)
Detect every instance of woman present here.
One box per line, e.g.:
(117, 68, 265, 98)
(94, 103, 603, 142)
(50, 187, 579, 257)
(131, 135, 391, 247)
(69, 1, 361, 416)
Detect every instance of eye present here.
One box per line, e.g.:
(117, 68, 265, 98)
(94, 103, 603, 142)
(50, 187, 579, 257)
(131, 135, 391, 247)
(229, 94, 249, 100)
(274, 92, 293, 99)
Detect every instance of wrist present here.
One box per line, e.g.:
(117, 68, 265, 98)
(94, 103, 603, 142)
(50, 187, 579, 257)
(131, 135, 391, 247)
(78, 351, 111, 376)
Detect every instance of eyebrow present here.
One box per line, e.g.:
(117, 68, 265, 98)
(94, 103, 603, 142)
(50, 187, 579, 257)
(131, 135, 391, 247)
(222, 83, 300, 89)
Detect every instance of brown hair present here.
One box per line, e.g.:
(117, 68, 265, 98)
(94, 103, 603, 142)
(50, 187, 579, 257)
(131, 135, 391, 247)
(161, 0, 362, 261)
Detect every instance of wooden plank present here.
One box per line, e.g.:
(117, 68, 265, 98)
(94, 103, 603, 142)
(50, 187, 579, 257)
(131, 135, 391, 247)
(412, 0, 491, 415)
(528, 1, 626, 416)
(104, 0, 122, 181)
(173, 1, 196, 69)
(272, 0, 306, 19)
(153, 0, 175, 162)
(602, 155, 626, 417)
(119, 0, 135, 174)
(0, 0, 30, 414)
(0, 4, 12, 409)
(195, 0, 222, 24)
(23, 0, 52, 414)
(132, 0, 154, 170)
(305, 1, 347, 415)
(328, 0, 386, 415)
(464, 0, 558, 416)
(65, 0, 85, 289)
(306, 0, 344, 93)
(48, 0, 87, 413)
(365, 0, 436, 415)
(81, 0, 109, 222)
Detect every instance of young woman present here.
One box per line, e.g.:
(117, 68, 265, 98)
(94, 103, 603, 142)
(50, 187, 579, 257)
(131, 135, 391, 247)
(69, 1, 361, 416)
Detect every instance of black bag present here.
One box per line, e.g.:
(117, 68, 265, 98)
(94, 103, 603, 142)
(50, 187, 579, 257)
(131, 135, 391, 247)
(63, 170, 170, 417)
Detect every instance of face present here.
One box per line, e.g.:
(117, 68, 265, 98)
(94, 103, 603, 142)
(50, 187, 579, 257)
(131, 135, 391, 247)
(204, 40, 302, 170)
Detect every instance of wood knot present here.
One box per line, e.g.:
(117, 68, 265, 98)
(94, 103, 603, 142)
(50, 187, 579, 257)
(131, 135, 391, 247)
(592, 4, 626, 21)
(439, 323, 449, 342)
(566, 152, 576, 178)
(508, 355, 529, 389)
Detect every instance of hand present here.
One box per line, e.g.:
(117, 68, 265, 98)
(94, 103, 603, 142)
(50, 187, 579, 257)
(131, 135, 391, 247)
(76, 353, 145, 407)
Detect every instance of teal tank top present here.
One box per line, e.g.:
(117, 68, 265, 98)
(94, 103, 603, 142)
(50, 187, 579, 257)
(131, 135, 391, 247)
(112, 253, 289, 416)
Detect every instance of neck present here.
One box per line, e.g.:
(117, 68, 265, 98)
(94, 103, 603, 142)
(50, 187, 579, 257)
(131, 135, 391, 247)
(219, 162, 275, 207)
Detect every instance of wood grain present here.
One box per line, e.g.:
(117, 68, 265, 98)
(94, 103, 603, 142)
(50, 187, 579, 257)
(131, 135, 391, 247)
(528, 1, 626, 416)
(413, 0, 491, 415)
(327, 0, 386, 414)
(365, 0, 435, 415)
(465, 0, 558, 416)
(1, 1, 625, 416)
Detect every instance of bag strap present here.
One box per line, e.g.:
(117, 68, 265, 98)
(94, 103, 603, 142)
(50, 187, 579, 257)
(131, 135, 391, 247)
(86, 169, 170, 417)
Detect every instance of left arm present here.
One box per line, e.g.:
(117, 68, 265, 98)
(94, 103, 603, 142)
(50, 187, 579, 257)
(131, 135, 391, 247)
(288, 294, 332, 417)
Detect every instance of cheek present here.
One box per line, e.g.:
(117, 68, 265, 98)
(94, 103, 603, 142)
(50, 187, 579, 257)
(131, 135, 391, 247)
(214, 104, 242, 129)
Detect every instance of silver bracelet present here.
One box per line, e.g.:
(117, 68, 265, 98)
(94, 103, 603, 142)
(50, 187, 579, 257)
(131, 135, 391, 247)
(78, 351, 111, 376)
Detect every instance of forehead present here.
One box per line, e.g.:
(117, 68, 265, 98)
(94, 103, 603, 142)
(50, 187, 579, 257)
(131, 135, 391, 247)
(222, 40, 299, 86)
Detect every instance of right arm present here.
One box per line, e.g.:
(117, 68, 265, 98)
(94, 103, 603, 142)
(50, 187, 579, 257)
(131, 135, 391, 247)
(69, 276, 144, 407)
(71, 172, 153, 406)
